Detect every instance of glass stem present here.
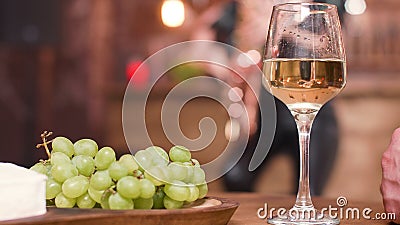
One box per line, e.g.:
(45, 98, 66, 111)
(292, 111, 318, 209)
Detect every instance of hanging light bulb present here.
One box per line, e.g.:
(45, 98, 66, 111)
(161, 0, 185, 27)
(345, 0, 367, 15)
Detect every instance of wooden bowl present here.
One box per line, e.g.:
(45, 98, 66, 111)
(0, 197, 239, 225)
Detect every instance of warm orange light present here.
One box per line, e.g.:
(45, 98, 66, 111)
(161, 0, 185, 27)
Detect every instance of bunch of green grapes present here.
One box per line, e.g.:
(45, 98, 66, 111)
(30, 136, 208, 210)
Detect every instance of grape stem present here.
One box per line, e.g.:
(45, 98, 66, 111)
(133, 169, 144, 179)
(36, 130, 53, 159)
(108, 186, 117, 194)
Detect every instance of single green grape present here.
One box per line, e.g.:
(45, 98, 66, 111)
(52, 136, 74, 158)
(77, 192, 96, 209)
(90, 170, 113, 191)
(144, 166, 170, 186)
(139, 178, 155, 199)
(50, 152, 71, 165)
(153, 146, 169, 161)
(146, 146, 169, 166)
(186, 184, 199, 202)
(30, 163, 47, 175)
(163, 195, 183, 209)
(116, 176, 140, 199)
(95, 147, 116, 170)
(88, 186, 105, 203)
(192, 167, 206, 185)
(108, 192, 134, 210)
(119, 154, 139, 175)
(55, 192, 76, 208)
(72, 155, 95, 177)
(164, 180, 189, 202)
(51, 163, 78, 183)
(134, 197, 153, 209)
(51, 152, 71, 165)
(134, 150, 152, 171)
(152, 188, 165, 209)
(108, 161, 129, 181)
(197, 183, 208, 199)
(169, 146, 191, 162)
(62, 175, 89, 198)
(168, 162, 187, 181)
(74, 138, 98, 157)
(46, 178, 62, 199)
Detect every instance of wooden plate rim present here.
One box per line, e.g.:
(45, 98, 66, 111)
(1, 196, 239, 224)
(51, 196, 238, 214)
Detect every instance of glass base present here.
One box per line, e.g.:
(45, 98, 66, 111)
(267, 210, 339, 225)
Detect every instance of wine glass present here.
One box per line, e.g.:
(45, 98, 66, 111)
(263, 3, 346, 225)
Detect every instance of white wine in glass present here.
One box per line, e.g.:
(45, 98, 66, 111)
(263, 58, 345, 113)
(263, 3, 346, 225)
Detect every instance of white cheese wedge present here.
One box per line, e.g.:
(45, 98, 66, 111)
(0, 163, 47, 221)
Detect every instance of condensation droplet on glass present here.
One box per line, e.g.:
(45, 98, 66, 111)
(297, 35, 300, 38)
(304, 37, 308, 40)
(289, 31, 293, 34)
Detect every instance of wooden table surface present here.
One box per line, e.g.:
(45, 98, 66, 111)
(215, 192, 393, 225)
